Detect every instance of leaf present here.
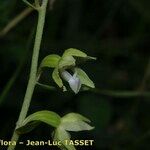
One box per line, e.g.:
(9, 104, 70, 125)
(75, 68, 95, 88)
(61, 113, 94, 132)
(16, 110, 61, 134)
(52, 67, 66, 91)
(53, 127, 76, 150)
(58, 56, 76, 69)
(40, 54, 61, 68)
(63, 48, 87, 58)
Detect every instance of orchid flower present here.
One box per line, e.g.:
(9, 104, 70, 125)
(39, 48, 96, 94)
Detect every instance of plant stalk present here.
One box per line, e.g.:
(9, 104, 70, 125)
(7, 1, 49, 150)
(0, 7, 33, 37)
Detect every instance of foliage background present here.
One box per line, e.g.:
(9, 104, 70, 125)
(0, 0, 150, 149)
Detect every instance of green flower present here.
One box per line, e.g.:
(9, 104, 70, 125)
(16, 111, 94, 150)
(53, 113, 94, 150)
(39, 48, 96, 93)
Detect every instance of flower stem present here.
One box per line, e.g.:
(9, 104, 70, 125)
(7, 1, 49, 150)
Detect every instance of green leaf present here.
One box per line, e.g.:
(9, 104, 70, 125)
(63, 48, 87, 58)
(75, 68, 95, 88)
(58, 56, 76, 69)
(53, 127, 76, 150)
(16, 110, 61, 134)
(40, 54, 61, 68)
(61, 113, 94, 132)
(52, 67, 66, 91)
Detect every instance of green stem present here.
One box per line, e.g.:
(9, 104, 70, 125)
(36, 82, 56, 91)
(7, 1, 49, 150)
(91, 88, 150, 98)
(0, 7, 33, 37)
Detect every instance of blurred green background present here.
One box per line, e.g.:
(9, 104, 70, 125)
(0, 0, 150, 149)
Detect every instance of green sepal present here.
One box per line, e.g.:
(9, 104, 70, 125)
(61, 113, 94, 132)
(58, 56, 76, 69)
(53, 127, 76, 150)
(62, 48, 96, 61)
(16, 110, 61, 134)
(63, 48, 87, 58)
(52, 67, 67, 91)
(75, 68, 95, 88)
(86, 56, 97, 60)
(40, 54, 61, 69)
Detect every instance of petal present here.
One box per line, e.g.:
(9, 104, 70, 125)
(68, 75, 81, 94)
(61, 70, 72, 82)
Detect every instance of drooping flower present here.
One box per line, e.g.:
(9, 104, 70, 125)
(39, 48, 96, 93)
(53, 113, 94, 150)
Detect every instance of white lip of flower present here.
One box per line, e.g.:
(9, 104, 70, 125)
(61, 70, 81, 94)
